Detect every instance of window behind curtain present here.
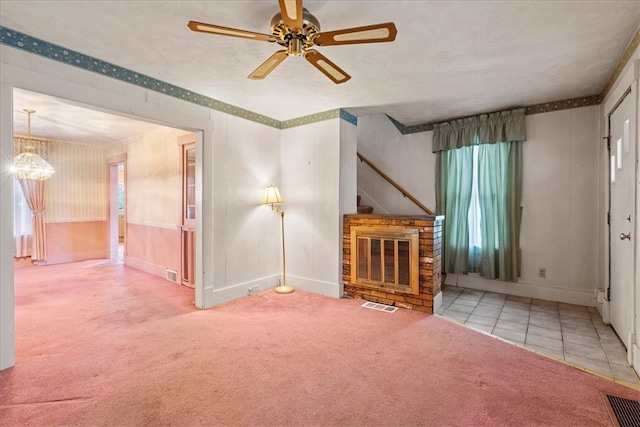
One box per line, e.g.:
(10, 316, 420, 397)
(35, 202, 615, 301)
(433, 108, 525, 282)
(468, 145, 482, 272)
(14, 179, 33, 257)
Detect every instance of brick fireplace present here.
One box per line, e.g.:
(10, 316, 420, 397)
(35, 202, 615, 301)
(343, 214, 444, 314)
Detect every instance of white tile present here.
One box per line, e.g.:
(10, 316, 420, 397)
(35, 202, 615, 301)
(562, 331, 602, 348)
(561, 323, 599, 339)
(448, 303, 476, 314)
(525, 344, 564, 360)
(472, 306, 502, 319)
(453, 296, 481, 307)
(564, 341, 607, 360)
(610, 363, 640, 384)
(467, 313, 498, 327)
(525, 334, 564, 352)
(526, 324, 562, 340)
(492, 327, 526, 344)
(495, 319, 528, 333)
(501, 305, 530, 317)
(507, 295, 531, 304)
(564, 353, 614, 378)
(498, 311, 529, 325)
(464, 321, 495, 334)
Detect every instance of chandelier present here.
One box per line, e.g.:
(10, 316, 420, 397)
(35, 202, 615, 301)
(12, 109, 55, 181)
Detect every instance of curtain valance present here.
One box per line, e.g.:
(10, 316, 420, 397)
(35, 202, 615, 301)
(432, 108, 526, 152)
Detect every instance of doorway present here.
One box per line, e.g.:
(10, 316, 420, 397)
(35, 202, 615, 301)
(607, 86, 636, 364)
(109, 160, 126, 263)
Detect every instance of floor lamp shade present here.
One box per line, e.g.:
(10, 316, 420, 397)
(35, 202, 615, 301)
(262, 185, 284, 206)
(262, 185, 293, 294)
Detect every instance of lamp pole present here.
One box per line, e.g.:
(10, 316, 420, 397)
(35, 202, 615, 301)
(275, 208, 293, 293)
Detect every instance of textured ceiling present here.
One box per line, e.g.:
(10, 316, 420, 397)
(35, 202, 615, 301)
(2, 1, 640, 143)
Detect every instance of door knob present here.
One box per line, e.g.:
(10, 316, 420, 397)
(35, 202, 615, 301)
(620, 232, 631, 241)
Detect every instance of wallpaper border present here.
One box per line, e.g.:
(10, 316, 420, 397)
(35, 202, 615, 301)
(2, 25, 636, 134)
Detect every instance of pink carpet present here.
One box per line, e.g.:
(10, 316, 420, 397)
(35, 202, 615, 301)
(1, 260, 639, 426)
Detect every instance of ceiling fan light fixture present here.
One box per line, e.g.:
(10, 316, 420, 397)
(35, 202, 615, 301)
(188, 0, 397, 83)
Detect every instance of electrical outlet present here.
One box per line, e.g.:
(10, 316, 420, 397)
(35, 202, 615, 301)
(538, 268, 546, 278)
(248, 284, 260, 295)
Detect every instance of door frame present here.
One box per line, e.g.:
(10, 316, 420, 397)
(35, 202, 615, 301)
(604, 65, 639, 374)
(606, 87, 635, 356)
(107, 155, 126, 263)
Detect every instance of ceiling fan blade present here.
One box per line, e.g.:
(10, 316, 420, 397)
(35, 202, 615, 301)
(278, 0, 303, 30)
(304, 50, 351, 84)
(188, 21, 275, 42)
(248, 50, 289, 80)
(313, 22, 397, 46)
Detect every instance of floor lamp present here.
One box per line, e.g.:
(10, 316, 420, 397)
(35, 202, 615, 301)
(262, 185, 294, 294)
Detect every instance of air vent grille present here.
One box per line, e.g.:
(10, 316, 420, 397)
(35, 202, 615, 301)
(602, 392, 640, 427)
(165, 269, 178, 283)
(362, 301, 398, 313)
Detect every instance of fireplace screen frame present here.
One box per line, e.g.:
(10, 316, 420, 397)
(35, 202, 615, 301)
(350, 226, 420, 295)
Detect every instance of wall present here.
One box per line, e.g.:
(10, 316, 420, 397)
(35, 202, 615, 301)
(357, 115, 437, 215)
(356, 107, 601, 306)
(125, 128, 190, 277)
(44, 140, 107, 263)
(281, 118, 343, 297)
(209, 111, 283, 303)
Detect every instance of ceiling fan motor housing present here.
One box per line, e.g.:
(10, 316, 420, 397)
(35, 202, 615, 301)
(270, 8, 320, 56)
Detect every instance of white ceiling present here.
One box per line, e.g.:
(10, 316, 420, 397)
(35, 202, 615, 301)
(2, 1, 640, 143)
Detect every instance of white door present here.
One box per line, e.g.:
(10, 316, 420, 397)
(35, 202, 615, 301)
(608, 88, 636, 360)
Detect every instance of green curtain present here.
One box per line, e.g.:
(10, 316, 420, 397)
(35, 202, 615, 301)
(476, 141, 523, 281)
(433, 108, 525, 282)
(436, 146, 474, 274)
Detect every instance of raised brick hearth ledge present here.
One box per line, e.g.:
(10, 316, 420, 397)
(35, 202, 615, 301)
(343, 214, 444, 314)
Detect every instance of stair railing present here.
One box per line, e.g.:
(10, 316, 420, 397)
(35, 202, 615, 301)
(357, 152, 434, 216)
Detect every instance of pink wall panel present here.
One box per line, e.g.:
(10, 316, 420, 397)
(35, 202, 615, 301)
(45, 221, 108, 264)
(126, 222, 179, 278)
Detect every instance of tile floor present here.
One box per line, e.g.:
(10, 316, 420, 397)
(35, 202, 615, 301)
(437, 285, 640, 385)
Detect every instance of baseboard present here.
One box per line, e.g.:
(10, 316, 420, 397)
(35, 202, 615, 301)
(46, 250, 108, 265)
(125, 255, 166, 279)
(286, 275, 341, 298)
(209, 275, 280, 307)
(451, 274, 596, 306)
(209, 275, 341, 308)
(433, 291, 442, 314)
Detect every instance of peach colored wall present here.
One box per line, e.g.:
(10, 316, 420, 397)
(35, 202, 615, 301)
(127, 128, 190, 226)
(121, 128, 191, 279)
(45, 140, 106, 222)
(125, 222, 179, 278)
(45, 221, 107, 265)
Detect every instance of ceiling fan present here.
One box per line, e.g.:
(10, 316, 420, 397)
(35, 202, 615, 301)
(188, 0, 397, 84)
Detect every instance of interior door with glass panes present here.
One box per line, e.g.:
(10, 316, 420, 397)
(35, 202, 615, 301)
(180, 138, 196, 288)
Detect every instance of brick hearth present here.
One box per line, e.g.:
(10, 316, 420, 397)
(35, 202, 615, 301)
(343, 214, 444, 314)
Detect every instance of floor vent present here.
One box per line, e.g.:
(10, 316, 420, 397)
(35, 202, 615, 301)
(362, 301, 398, 313)
(602, 392, 640, 427)
(165, 269, 178, 283)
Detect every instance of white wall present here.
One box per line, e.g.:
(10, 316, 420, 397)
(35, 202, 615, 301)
(209, 111, 283, 303)
(356, 107, 601, 306)
(281, 118, 343, 297)
(357, 114, 436, 215)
